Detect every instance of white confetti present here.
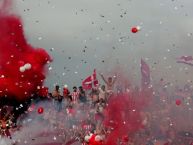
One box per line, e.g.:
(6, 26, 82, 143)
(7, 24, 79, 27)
(38, 37, 42, 40)
(48, 66, 52, 70)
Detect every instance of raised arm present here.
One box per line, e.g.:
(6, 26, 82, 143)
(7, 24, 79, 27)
(100, 73, 108, 84)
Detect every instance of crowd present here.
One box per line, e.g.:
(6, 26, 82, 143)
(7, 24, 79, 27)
(1, 74, 193, 145)
(48, 76, 193, 145)
(47, 74, 117, 144)
(37, 75, 193, 145)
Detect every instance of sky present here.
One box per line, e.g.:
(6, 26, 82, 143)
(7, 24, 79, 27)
(11, 0, 193, 91)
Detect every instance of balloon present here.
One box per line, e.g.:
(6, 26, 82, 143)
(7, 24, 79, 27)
(19, 66, 25, 72)
(24, 63, 32, 70)
(175, 99, 181, 106)
(131, 26, 141, 33)
(37, 107, 44, 114)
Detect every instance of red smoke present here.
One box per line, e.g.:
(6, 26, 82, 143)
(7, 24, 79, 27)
(0, 0, 51, 101)
(103, 89, 152, 145)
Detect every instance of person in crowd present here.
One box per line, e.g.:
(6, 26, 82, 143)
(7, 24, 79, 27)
(79, 86, 87, 104)
(98, 85, 107, 102)
(52, 85, 63, 112)
(71, 86, 80, 105)
(63, 84, 70, 107)
(90, 88, 99, 107)
(63, 85, 70, 98)
(99, 73, 117, 95)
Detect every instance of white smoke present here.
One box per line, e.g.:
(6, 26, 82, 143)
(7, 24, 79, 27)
(0, 100, 93, 145)
(0, 136, 11, 145)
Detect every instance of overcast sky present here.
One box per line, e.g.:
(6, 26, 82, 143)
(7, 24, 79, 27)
(12, 0, 193, 90)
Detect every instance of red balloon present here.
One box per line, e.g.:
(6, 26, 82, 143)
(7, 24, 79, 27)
(175, 99, 181, 106)
(131, 27, 138, 33)
(37, 107, 44, 114)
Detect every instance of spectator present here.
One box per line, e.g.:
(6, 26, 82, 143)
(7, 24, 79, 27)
(99, 73, 116, 95)
(63, 84, 70, 106)
(71, 86, 80, 104)
(99, 85, 107, 102)
(79, 86, 87, 103)
(63, 85, 70, 98)
(52, 85, 62, 112)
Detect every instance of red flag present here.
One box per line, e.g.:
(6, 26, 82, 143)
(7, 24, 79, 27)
(141, 59, 150, 87)
(93, 69, 99, 87)
(176, 55, 193, 66)
(82, 75, 92, 90)
(82, 69, 99, 90)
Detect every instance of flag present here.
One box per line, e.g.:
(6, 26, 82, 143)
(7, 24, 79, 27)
(92, 69, 99, 87)
(176, 55, 193, 66)
(82, 69, 99, 90)
(141, 59, 150, 87)
(82, 75, 92, 90)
